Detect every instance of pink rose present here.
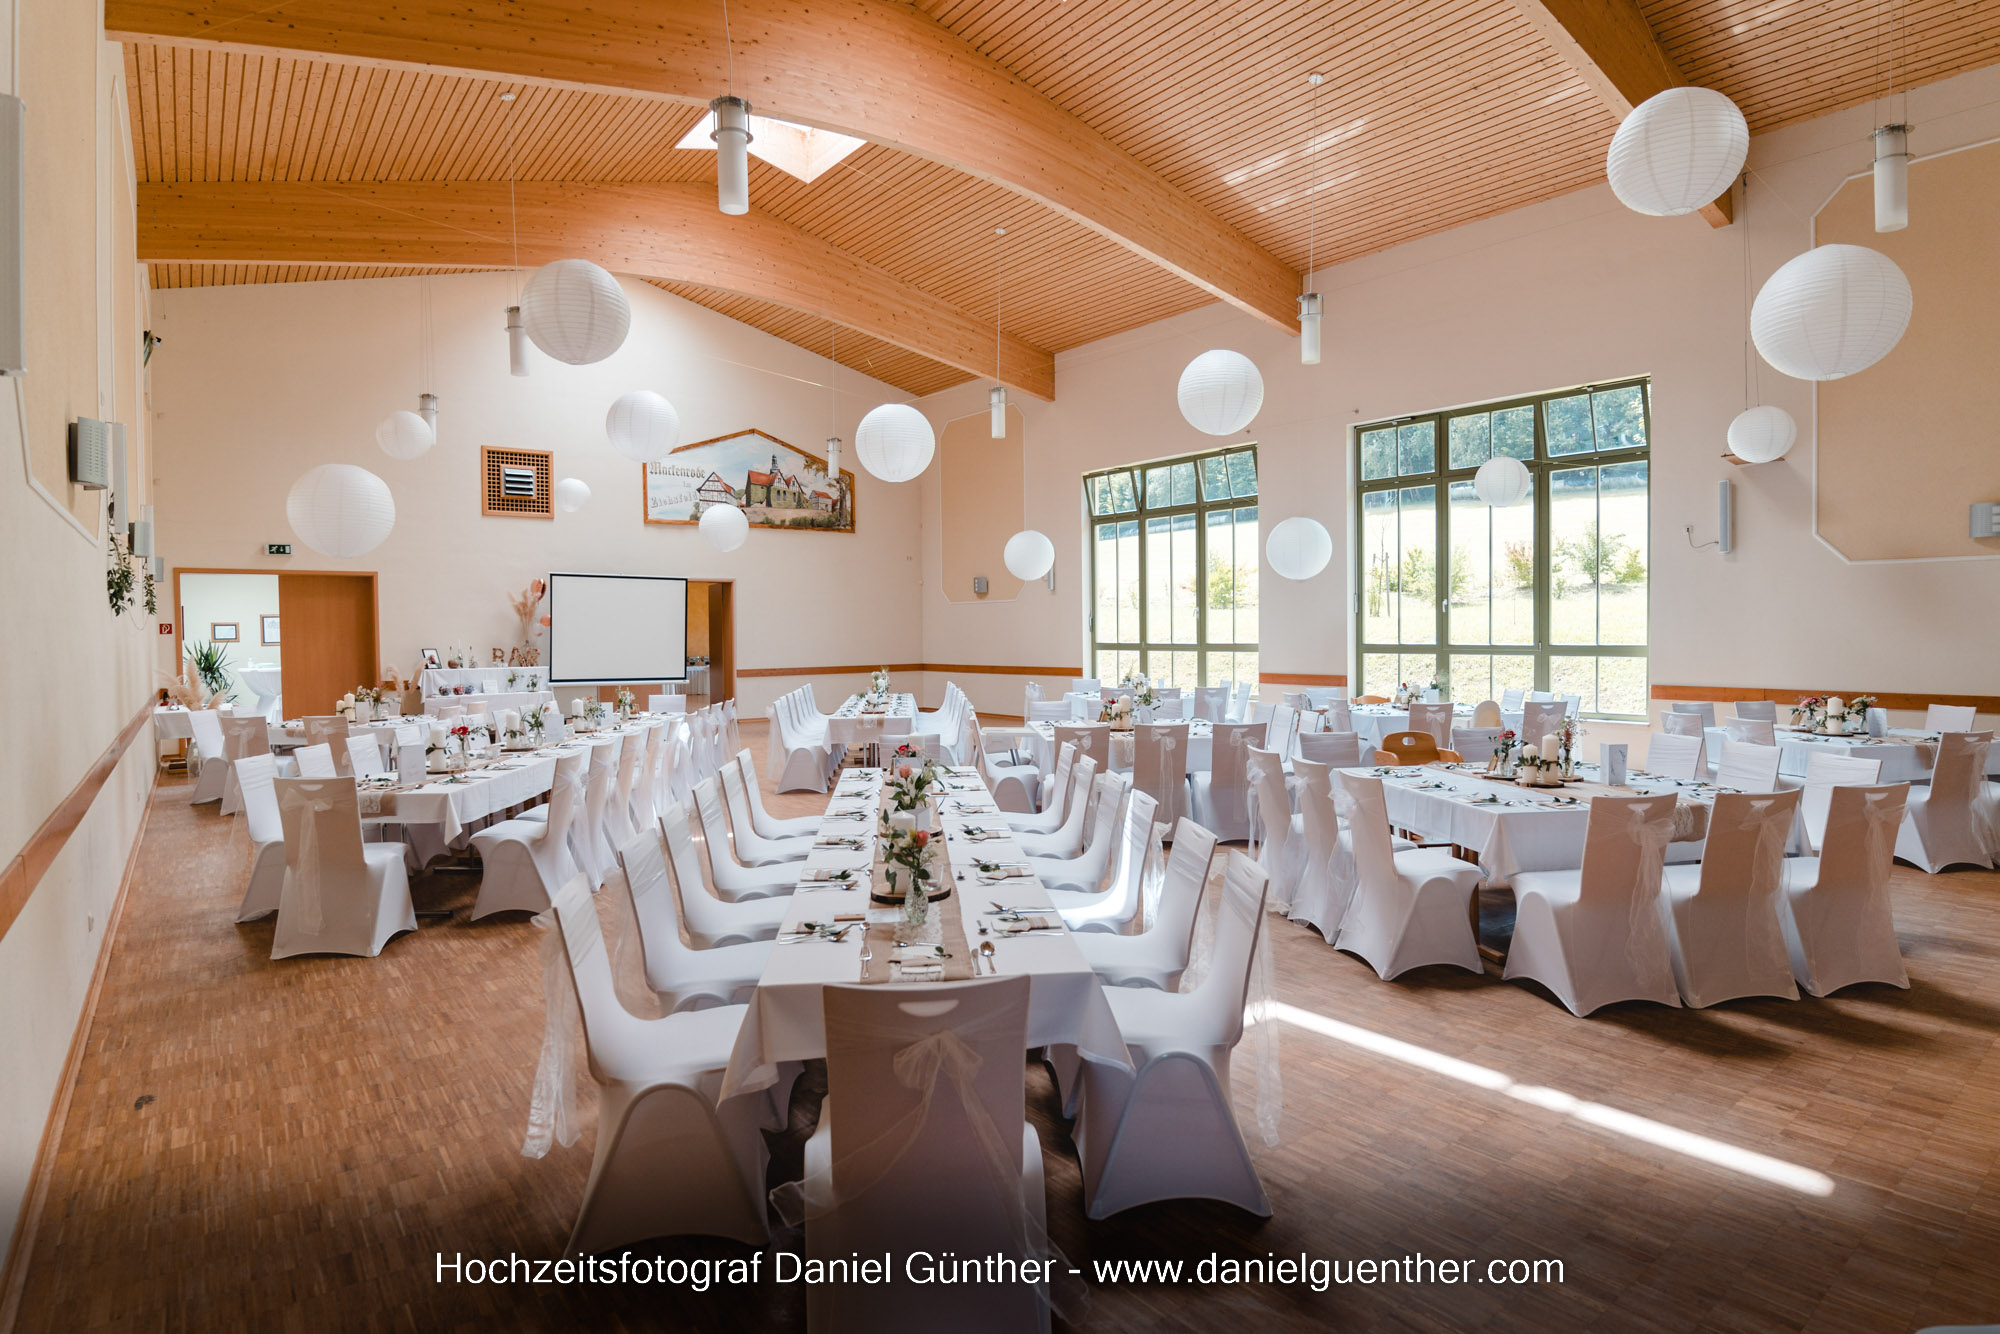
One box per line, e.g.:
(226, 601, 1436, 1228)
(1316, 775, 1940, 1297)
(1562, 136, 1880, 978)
(898, 765, 913, 778)
(912, 830, 929, 847)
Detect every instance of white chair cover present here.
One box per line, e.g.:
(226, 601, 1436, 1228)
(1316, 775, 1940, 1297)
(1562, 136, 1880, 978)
(648, 692, 688, 714)
(1053, 722, 1109, 773)
(523, 874, 766, 1256)
(1073, 819, 1217, 992)
(270, 777, 414, 959)
(1296, 731, 1362, 767)
(719, 759, 814, 864)
(1451, 726, 1502, 760)
(1014, 756, 1101, 859)
(1501, 688, 1525, 711)
(1521, 700, 1568, 744)
(1779, 784, 1911, 995)
(658, 802, 793, 946)
(1471, 699, 1504, 727)
(1332, 773, 1485, 978)
(1284, 758, 1347, 937)
(231, 753, 288, 922)
(1717, 739, 1783, 792)
(1407, 702, 1453, 748)
(1245, 745, 1301, 901)
(1503, 792, 1680, 1014)
(1798, 752, 1883, 852)
(1671, 701, 1717, 730)
(1733, 700, 1777, 721)
(1724, 716, 1778, 746)
(733, 747, 820, 838)
(1894, 731, 1997, 872)
(344, 734, 386, 778)
(616, 824, 771, 1012)
(1925, 703, 1976, 732)
(1192, 686, 1229, 722)
(293, 743, 337, 779)
(1319, 699, 1353, 734)
(1014, 742, 1077, 835)
(692, 778, 803, 900)
(1049, 788, 1159, 934)
(1187, 721, 1259, 843)
(188, 710, 229, 804)
(1030, 773, 1127, 891)
(1657, 790, 1801, 1006)
(1645, 732, 1706, 780)
(1263, 703, 1298, 758)
(469, 752, 585, 919)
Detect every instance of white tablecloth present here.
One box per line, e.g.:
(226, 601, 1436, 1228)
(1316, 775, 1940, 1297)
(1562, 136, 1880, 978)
(1703, 725, 1996, 781)
(1357, 762, 1713, 884)
(686, 664, 711, 696)
(423, 689, 555, 719)
(719, 765, 1129, 1102)
(826, 693, 918, 745)
(237, 666, 284, 721)
(418, 666, 547, 694)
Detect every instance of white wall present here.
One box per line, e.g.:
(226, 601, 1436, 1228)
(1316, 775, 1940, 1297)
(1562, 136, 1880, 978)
(148, 274, 925, 713)
(0, 11, 156, 1280)
(914, 62, 2000, 722)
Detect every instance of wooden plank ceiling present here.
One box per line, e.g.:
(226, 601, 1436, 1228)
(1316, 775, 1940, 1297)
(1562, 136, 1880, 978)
(125, 0, 2000, 397)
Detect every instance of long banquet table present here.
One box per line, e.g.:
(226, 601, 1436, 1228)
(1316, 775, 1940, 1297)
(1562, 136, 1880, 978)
(825, 692, 918, 747)
(718, 763, 1129, 1103)
(1703, 724, 2000, 781)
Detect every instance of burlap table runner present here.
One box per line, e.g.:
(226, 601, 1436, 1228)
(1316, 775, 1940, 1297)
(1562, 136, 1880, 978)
(858, 885, 975, 983)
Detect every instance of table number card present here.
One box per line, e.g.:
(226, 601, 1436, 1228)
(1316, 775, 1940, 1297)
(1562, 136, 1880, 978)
(1599, 743, 1628, 787)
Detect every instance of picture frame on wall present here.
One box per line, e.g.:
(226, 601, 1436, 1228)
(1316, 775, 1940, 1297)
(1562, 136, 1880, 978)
(421, 648, 441, 669)
(211, 622, 240, 642)
(260, 614, 280, 645)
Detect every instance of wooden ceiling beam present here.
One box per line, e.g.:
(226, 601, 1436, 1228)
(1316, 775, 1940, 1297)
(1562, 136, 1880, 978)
(1506, 0, 1734, 226)
(137, 181, 1056, 398)
(106, 0, 1304, 331)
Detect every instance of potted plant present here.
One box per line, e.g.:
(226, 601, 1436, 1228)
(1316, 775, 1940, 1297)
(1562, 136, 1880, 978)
(185, 640, 234, 703)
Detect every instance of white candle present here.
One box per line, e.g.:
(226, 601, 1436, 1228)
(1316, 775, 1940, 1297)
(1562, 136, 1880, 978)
(571, 698, 586, 717)
(430, 724, 446, 746)
(1541, 733, 1559, 757)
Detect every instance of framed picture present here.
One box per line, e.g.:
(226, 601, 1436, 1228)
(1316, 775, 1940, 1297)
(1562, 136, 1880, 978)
(642, 428, 854, 533)
(421, 647, 442, 669)
(211, 622, 239, 642)
(260, 614, 281, 645)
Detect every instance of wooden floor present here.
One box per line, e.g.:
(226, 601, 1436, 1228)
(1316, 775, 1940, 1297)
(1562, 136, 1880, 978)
(13, 722, 2000, 1332)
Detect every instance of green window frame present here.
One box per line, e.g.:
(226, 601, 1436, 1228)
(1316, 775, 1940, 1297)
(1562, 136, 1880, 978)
(1084, 446, 1260, 690)
(1353, 379, 1651, 719)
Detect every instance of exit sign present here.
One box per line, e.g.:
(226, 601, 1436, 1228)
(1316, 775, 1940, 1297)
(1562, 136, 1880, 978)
(267, 543, 292, 555)
(158, 622, 174, 635)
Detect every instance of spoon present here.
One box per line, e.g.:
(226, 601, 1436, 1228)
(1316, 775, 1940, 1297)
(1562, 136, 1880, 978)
(980, 940, 998, 975)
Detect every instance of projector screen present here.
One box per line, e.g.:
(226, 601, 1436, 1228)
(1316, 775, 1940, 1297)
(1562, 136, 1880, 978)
(544, 572, 689, 686)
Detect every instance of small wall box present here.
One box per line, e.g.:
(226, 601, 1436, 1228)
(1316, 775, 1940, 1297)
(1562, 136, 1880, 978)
(1972, 503, 2000, 540)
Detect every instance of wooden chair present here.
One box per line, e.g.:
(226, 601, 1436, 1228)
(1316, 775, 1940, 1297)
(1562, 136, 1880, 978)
(1370, 730, 1462, 765)
(1355, 694, 1391, 705)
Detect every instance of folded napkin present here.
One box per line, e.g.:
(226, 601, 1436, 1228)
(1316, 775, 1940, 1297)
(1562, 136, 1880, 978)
(977, 865, 1035, 880)
(798, 868, 860, 884)
(995, 913, 1061, 933)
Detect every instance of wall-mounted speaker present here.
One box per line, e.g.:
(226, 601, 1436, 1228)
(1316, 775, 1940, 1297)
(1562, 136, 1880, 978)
(1717, 479, 1735, 555)
(1972, 502, 2000, 540)
(69, 417, 110, 490)
(0, 95, 23, 375)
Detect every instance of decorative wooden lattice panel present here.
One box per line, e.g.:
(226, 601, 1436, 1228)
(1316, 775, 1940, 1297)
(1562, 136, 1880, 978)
(481, 447, 553, 518)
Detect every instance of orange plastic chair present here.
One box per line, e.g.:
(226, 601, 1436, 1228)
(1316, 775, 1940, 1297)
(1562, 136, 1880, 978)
(1371, 730, 1461, 766)
(1355, 694, 1391, 705)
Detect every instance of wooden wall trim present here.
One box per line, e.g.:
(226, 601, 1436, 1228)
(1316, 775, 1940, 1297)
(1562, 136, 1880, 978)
(1260, 672, 1348, 687)
(0, 781, 155, 1330)
(1652, 684, 2000, 713)
(736, 662, 1081, 680)
(0, 697, 157, 945)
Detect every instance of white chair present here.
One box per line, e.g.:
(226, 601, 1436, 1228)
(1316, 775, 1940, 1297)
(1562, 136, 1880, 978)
(1560, 694, 1583, 719)
(435, 703, 466, 723)
(1015, 757, 1101, 859)
(1285, 758, 1348, 938)
(1451, 726, 1502, 760)
(1319, 699, 1353, 734)
(1925, 704, 1977, 732)
(1470, 699, 1504, 727)
(1895, 732, 1997, 872)
(1049, 789, 1158, 934)
(1074, 851, 1273, 1220)
(1644, 732, 1706, 781)
(1187, 721, 1259, 843)
(537, 874, 767, 1256)
(1407, 702, 1453, 748)
(1053, 722, 1109, 774)
(303, 716, 352, 774)
(617, 825, 771, 1012)
(1798, 752, 1883, 852)
(1026, 699, 1070, 725)
(1723, 716, 1777, 746)
(344, 733, 387, 778)
(971, 716, 1040, 813)
(1659, 710, 1704, 737)
(1306, 686, 1349, 706)
(1780, 784, 1913, 995)
(658, 804, 792, 945)
(571, 734, 626, 886)
(1296, 731, 1362, 767)
(1282, 691, 1312, 712)
(293, 743, 338, 779)
(1073, 819, 1218, 989)
(627, 722, 664, 832)
(1073, 677, 1101, 694)
(1263, 703, 1298, 759)
(1503, 793, 1681, 1015)
(231, 753, 289, 922)
(1131, 722, 1189, 828)
(1501, 688, 1525, 711)
(469, 752, 585, 919)
(798, 976, 1048, 1334)
(1012, 743, 1077, 835)
(767, 692, 835, 793)
(647, 693, 688, 714)
(1656, 790, 1802, 1007)
(1671, 701, 1717, 731)
(719, 760, 814, 865)
(1333, 773, 1485, 979)
(1716, 739, 1782, 792)
(692, 778, 803, 900)
(1230, 682, 1254, 722)
(1192, 686, 1229, 722)
(218, 715, 271, 815)
(269, 777, 416, 959)
(188, 710, 229, 804)
(1246, 744, 1301, 898)
(1030, 772, 1127, 891)
(1734, 700, 1778, 722)
(1521, 700, 1567, 744)
(600, 728, 647, 852)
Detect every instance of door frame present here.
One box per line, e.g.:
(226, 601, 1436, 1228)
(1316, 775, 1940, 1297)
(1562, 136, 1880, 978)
(687, 578, 736, 703)
(171, 567, 382, 685)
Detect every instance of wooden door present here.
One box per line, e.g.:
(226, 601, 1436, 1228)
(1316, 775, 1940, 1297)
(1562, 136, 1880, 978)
(706, 581, 734, 703)
(276, 574, 377, 716)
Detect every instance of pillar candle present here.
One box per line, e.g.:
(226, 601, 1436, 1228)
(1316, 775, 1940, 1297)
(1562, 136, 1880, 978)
(1541, 733, 1559, 757)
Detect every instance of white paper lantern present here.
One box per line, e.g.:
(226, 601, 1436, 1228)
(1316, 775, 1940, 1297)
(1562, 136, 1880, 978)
(1177, 349, 1264, 436)
(699, 502, 749, 552)
(1726, 406, 1797, 464)
(1265, 516, 1332, 581)
(854, 403, 935, 483)
(1003, 529, 1055, 581)
(1751, 244, 1912, 381)
(374, 409, 433, 460)
(520, 259, 631, 365)
(1606, 87, 1748, 217)
(553, 477, 592, 513)
(286, 464, 396, 557)
(1473, 455, 1532, 507)
(605, 390, 680, 462)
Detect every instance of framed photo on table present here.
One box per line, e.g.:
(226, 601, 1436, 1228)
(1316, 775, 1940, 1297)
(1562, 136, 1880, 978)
(260, 614, 280, 645)
(421, 648, 441, 669)
(211, 622, 239, 642)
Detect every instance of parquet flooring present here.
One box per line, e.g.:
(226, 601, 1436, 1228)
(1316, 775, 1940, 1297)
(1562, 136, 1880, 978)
(12, 722, 2000, 1332)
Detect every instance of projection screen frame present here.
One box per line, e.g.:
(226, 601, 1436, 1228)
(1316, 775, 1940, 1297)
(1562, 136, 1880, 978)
(543, 571, 691, 686)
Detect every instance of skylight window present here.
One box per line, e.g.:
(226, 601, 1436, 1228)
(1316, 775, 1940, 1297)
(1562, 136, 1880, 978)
(675, 111, 866, 184)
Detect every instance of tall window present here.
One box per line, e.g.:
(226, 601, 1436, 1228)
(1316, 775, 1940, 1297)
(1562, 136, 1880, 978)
(1086, 446, 1259, 689)
(1354, 380, 1649, 718)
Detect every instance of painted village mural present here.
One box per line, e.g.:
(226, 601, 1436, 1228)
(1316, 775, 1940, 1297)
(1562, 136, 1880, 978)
(641, 428, 855, 533)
